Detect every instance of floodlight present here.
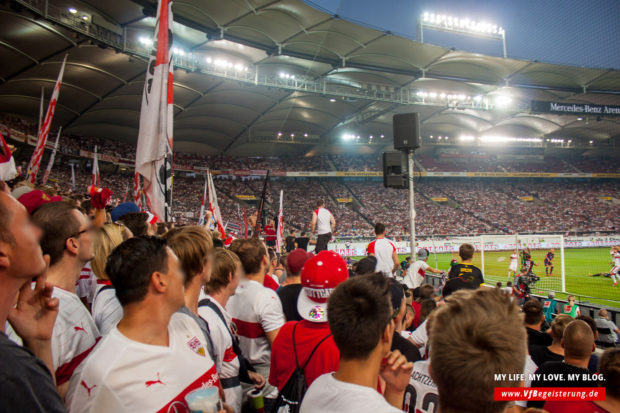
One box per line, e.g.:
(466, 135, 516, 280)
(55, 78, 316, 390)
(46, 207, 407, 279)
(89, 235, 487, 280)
(68, 7, 77, 14)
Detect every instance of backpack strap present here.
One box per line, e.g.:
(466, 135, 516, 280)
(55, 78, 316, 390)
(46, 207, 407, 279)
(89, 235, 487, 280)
(95, 285, 115, 299)
(292, 322, 332, 370)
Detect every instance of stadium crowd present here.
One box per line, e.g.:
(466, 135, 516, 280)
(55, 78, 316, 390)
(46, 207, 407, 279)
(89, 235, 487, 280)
(1, 181, 618, 413)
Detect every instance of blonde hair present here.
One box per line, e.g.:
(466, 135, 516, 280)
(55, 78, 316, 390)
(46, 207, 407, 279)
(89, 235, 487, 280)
(205, 249, 241, 294)
(551, 314, 573, 341)
(92, 224, 126, 280)
(430, 288, 526, 413)
(164, 226, 213, 286)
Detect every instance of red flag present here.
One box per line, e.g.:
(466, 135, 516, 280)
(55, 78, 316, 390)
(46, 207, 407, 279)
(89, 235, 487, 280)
(27, 55, 67, 184)
(0, 132, 16, 181)
(41, 127, 61, 185)
(135, 0, 173, 221)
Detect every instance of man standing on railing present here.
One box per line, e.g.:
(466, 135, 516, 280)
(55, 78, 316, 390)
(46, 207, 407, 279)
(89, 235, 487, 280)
(310, 199, 335, 253)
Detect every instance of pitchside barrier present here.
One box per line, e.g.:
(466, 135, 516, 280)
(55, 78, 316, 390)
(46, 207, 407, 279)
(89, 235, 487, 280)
(423, 274, 620, 326)
(331, 234, 620, 308)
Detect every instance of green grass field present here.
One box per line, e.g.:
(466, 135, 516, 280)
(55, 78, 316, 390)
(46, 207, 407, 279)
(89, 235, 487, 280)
(386, 247, 620, 309)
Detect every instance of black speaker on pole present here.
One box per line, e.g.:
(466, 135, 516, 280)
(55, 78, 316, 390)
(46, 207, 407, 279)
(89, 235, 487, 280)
(393, 113, 420, 151)
(382, 151, 407, 189)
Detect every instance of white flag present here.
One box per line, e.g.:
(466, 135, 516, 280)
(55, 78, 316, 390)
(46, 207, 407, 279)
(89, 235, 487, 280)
(198, 175, 207, 225)
(41, 127, 61, 185)
(207, 170, 227, 239)
(275, 190, 284, 252)
(91, 145, 100, 188)
(0, 132, 16, 181)
(27, 55, 67, 184)
(70, 163, 75, 191)
(133, 172, 142, 209)
(135, 0, 174, 221)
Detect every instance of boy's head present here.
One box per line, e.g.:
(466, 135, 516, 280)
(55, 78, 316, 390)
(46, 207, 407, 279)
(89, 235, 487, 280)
(328, 273, 393, 360)
(459, 243, 475, 261)
(522, 299, 544, 326)
(205, 248, 242, 295)
(430, 288, 526, 413)
(374, 222, 386, 236)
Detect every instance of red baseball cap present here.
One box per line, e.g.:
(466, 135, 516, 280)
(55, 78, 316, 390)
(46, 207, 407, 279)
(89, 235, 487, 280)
(286, 248, 313, 274)
(297, 250, 348, 322)
(18, 190, 62, 214)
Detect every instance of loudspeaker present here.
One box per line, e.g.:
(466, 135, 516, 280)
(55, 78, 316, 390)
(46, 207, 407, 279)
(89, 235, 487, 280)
(382, 151, 407, 189)
(393, 113, 420, 151)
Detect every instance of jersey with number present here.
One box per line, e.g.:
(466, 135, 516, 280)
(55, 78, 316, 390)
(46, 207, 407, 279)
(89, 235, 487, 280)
(91, 281, 123, 336)
(226, 279, 284, 365)
(51, 287, 100, 385)
(314, 207, 333, 235)
(367, 238, 396, 276)
(403, 359, 438, 413)
(66, 312, 220, 413)
(198, 296, 242, 413)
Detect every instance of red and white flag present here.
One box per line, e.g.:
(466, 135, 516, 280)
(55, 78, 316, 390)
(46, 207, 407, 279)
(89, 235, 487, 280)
(91, 146, 100, 188)
(41, 127, 61, 185)
(275, 190, 284, 252)
(207, 170, 226, 240)
(133, 172, 142, 209)
(26, 55, 67, 184)
(135, 0, 174, 221)
(0, 132, 16, 181)
(198, 175, 207, 225)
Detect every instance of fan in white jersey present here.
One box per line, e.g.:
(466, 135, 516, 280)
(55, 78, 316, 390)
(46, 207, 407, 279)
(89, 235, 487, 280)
(32, 202, 101, 397)
(199, 248, 266, 413)
(227, 238, 284, 405)
(508, 249, 519, 278)
(67, 236, 229, 413)
(403, 359, 438, 413)
(403, 249, 444, 289)
(301, 274, 413, 413)
(90, 224, 130, 335)
(367, 222, 399, 277)
(310, 199, 335, 253)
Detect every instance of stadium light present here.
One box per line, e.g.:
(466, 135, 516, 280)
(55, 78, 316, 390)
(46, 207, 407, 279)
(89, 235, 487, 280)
(479, 136, 542, 143)
(459, 135, 475, 141)
(68, 7, 77, 14)
(139, 37, 153, 47)
(419, 12, 507, 58)
(329, 98, 336, 102)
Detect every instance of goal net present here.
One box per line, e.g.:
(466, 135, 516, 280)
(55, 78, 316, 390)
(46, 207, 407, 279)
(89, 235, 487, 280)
(479, 234, 620, 308)
(479, 234, 565, 296)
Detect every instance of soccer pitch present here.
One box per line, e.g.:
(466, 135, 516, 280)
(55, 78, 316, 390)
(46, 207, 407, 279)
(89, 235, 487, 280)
(390, 247, 619, 309)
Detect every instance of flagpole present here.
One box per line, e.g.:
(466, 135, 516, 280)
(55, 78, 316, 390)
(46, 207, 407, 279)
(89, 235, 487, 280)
(41, 126, 61, 185)
(38, 87, 44, 137)
(253, 170, 270, 238)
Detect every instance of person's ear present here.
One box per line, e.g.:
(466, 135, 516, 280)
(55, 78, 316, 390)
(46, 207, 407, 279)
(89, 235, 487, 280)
(151, 271, 167, 294)
(382, 320, 393, 344)
(66, 237, 79, 255)
(0, 242, 10, 270)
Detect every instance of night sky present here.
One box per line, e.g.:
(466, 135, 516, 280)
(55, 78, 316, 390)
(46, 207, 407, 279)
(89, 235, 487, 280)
(304, 0, 620, 70)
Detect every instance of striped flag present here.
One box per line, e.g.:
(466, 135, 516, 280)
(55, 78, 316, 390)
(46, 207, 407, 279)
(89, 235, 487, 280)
(41, 127, 62, 185)
(133, 172, 142, 209)
(135, 0, 174, 222)
(26, 55, 67, 184)
(122, 182, 129, 202)
(198, 175, 207, 225)
(207, 170, 227, 240)
(275, 190, 284, 252)
(0, 132, 16, 181)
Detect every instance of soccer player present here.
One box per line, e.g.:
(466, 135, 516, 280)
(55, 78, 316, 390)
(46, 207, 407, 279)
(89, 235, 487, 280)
(508, 249, 519, 278)
(544, 248, 555, 276)
(609, 246, 619, 287)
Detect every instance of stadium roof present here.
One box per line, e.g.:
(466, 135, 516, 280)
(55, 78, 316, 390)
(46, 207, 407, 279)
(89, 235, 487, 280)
(0, 0, 619, 157)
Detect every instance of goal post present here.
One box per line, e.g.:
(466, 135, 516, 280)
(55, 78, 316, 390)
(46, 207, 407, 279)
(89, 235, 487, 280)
(478, 234, 566, 295)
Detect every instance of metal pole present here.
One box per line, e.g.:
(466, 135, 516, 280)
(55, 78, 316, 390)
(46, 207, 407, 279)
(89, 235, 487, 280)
(560, 234, 566, 292)
(408, 150, 416, 257)
(502, 32, 507, 58)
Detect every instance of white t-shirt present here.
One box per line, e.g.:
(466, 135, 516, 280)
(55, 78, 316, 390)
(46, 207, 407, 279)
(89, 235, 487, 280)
(509, 254, 518, 270)
(613, 252, 620, 267)
(301, 373, 402, 413)
(198, 296, 242, 413)
(91, 283, 123, 336)
(404, 359, 438, 413)
(404, 260, 430, 289)
(410, 319, 429, 359)
(51, 287, 100, 385)
(66, 312, 220, 413)
(515, 355, 537, 408)
(226, 279, 284, 365)
(367, 238, 396, 277)
(314, 207, 333, 235)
